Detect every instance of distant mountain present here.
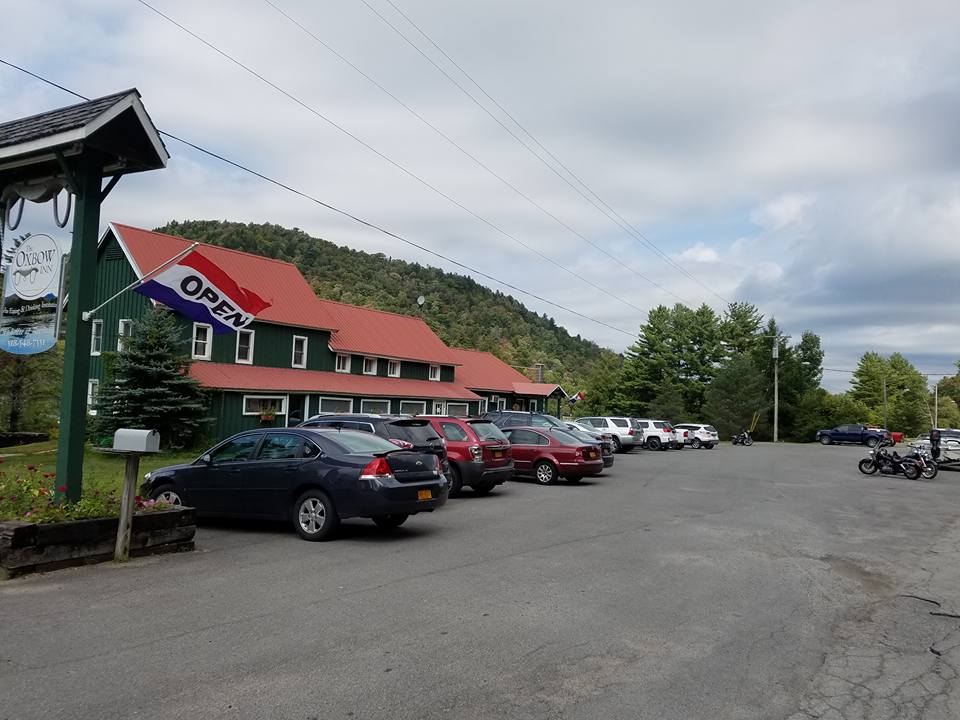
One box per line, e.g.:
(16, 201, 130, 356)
(156, 220, 608, 388)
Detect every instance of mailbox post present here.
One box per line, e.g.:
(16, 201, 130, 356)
(107, 429, 161, 562)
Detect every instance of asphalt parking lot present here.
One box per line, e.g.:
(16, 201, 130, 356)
(3, 443, 960, 720)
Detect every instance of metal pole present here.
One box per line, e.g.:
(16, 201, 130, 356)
(773, 354, 779, 443)
(934, 384, 938, 428)
(882, 378, 888, 431)
(55, 152, 103, 502)
(114, 454, 141, 562)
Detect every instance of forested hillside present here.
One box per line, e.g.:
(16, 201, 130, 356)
(156, 220, 606, 388)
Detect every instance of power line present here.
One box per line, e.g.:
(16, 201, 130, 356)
(0, 58, 636, 339)
(260, 0, 685, 304)
(823, 367, 956, 377)
(133, 0, 657, 314)
(362, 0, 732, 305)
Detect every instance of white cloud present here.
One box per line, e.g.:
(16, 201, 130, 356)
(676, 242, 719, 264)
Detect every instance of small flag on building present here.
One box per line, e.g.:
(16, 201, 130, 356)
(568, 390, 585, 405)
(135, 251, 271, 333)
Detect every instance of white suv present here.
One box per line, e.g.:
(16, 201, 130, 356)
(574, 416, 639, 452)
(634, 419, 677, 450)
(673, 423, 719, 449)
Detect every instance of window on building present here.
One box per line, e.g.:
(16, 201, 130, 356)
(446, 402, 469, 417)
(192, 323, 212, 360)
(292, 335, 308, 368)
(90, 320, 103, 356)
(242, 395, 287, 416)
(399, 400, 427, 416)
(529, 399, 538, 412)
(363, 357, 378, 375)
(236, 329, 255, 364)
(87, 379, 99, 414)
(117, 319, 133, 352)
(360, 399, 391, 414)
(433, 401, 445, 415)
(335, 354, 351, 373)
(497, 397, 507, 411)
(428, 364, 440, 381)
(479, 398, 488, 414)
(387, 360, 400, 377)
(319, 397, 353, 414)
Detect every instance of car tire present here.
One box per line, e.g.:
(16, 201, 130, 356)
(150, 484, 183, 506)
(533, 461, 557, 485)
(293, 489, 339, 541)
(690, 438, 702, 449)
(647, 437, 661, 451)
(819, 435, 832, 445)
(472, 480, 497, 496)
(865, 437, 879, 448)
(704, 443, 715, 449)
(372, 514, 409, 529)
(611, 436, 622, 453)
(448, 464, 463, 498)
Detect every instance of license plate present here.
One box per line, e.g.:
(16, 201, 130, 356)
(418, 489, 432, 500)
(493, 450, 503, 459)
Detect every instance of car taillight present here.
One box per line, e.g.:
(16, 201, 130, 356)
(388, 439, 414, 449)
(574, 447, 583, 459)
(683, 431, 688, 437)
(627, 428, 635, 436)
(360, 457, 393, 477)
(469, 444, 482, 460)
(434, 455, 442, 472)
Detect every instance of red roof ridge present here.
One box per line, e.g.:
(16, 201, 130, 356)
(314, 296, 434, 323)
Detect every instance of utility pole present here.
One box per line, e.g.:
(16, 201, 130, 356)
(773, 342, 779, 443)
(934, 383, 939, 428)
(882, 378, 888, 431)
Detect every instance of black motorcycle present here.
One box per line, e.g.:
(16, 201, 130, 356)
(857, 443, 921, 480)
(732, 431, 753, 446)
(904, 443, 938, 480)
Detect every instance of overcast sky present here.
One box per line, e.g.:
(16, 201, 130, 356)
(3, 0, 959, 390)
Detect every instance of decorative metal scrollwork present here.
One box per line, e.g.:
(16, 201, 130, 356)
(53, 190, 73, 228)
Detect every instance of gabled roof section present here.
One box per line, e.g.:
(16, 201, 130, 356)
(511, 382, 566, 398)
(108, 223, 336, 332)
(318, 299, 460, 366)
(447, 347, 530, 393)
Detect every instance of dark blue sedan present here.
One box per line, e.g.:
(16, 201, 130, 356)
(141, 427, 449, 540)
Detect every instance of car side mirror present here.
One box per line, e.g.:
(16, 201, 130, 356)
(202, 453, 212, 465)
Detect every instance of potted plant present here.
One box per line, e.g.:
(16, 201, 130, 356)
(259, 412, 276, 423)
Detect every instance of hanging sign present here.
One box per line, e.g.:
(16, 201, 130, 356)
(0, 233, 65, 355)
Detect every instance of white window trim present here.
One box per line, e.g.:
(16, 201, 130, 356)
(90, 319, 103, 356)
(428, 364, 441, 381)
(242, 395, 288, 416)
(479, 397, 488, 414)
(362, 356, 378, 376)
(87, 379, 99, 414)
(433, 400, 446, 415)
(447, 402, 469, 417)
(235, 329, 255, 365)
(360, 398, 392, 414)
(192, 322, 213, 361)
(292, 335, 308, 369)
(387, 359, 400, 377)
(497, 397, 507, 411)
(318, 396, 354, 414)
(399, 400, 427, 416)
(529, 399, 538, 412)
(117, 319, 133, 352)
(335, 354, 351, 373)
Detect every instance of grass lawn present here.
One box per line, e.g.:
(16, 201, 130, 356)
(0, 440, 198, 496)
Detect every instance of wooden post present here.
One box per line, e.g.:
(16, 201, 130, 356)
(114, 453, 141, 562)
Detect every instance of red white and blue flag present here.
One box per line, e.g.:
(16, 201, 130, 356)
(134, 251, 271, 333)
(568, 390, 585, 405)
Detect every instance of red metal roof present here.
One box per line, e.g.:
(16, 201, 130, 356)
(318, 299, 461, 365)
(190, 362, 481, 400)
(446, 348, 530, 392)
(109, 223, 337, 332)
(511, 382, 565, 397)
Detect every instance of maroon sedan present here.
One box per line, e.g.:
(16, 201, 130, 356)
(501, 426, 604, 484)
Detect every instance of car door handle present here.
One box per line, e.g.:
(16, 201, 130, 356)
(283, 465, 299, 473)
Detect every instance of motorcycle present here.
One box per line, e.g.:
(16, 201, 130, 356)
(857, 443, 922, 480)
(904, 443, 938, 480)
(732, 431, 753, 446)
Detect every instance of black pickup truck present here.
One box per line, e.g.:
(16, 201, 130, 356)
(816, 424, 890, 447)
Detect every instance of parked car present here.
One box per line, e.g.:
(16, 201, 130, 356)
(142, 428, 448, 540)
(913, 428, 960, 459)
(299, 414, 449, 475)
(483, 409, 566, 429)
(673, 427, 690, 447)
(563, 422, 616, 468)
(424, 416, 513, 497)
(816, 424, 891, 447)
(572, 416, 639, 452)
(501, 426, 604, 484)
(673, 423, 719, 449)
(634, 419, 676, 450)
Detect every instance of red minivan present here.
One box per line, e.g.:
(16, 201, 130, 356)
(501, 426, 604, 485)
(425, 417, 514, 497)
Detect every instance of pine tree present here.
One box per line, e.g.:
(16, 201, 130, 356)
(94, 308, 211, 449)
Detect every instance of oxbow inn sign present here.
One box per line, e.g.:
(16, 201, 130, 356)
(0, 233, 66, 355)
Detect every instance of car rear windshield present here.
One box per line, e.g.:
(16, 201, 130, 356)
(310, 429, 397, 454)
(611, 418, 628, 427)
(468, 421, 508, 442)
(385, 421, 441, 444)
(653, 422, 669, 429)
(705, 426, 717, 433)
(629, 419, 641, 428)
(564, 428, 597, 444)
(549, 428, 585, 445)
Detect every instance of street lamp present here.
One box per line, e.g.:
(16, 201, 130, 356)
(761, 334, 791, 443)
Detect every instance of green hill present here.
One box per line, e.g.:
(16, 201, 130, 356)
(156, 220, 606, 389)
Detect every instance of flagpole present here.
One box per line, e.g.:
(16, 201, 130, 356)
(81, 242, 199, 321)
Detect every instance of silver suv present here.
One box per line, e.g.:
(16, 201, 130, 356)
(574, 416, 638, 452)
(673, 423, 719, 449)
(633, 419, 677, 450)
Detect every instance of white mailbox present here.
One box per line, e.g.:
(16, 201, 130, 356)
(113, 428, 161, 454)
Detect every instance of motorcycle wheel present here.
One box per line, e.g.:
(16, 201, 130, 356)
(858, 458, 877, 475)
(744, 437, 753, 446)
(902, 462, 921, 481)
(921, 464, 938, 480)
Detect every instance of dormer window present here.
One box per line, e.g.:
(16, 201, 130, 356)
(428, 364, 440, 381)
(335, 354, 351, 373)
(387, 360, 400, 377)
(292, 335, 308, 368)
(363, 357, 378, 375)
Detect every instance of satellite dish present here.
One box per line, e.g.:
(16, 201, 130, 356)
(416, 295, 425, 307)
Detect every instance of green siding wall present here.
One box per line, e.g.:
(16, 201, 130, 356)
(197, 321, 333, 370)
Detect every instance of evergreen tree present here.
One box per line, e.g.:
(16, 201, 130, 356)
(702, 354, 767, 438)
(94, 308, 211, 449)
(720, 302, 763, 357)
(648, 383, 686, 423)
(574, 350, 624, 416)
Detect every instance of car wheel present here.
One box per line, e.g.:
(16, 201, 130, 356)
(704, 443, 715, 449)
(566, 475, 582, 484)
(372, 514, 409, 529)
(865, 437, 879, 448)
(691, 438, 702, 449)
(448, 464, 463, 498)
(611, 436, 622, 453)
(293, 489, 339, 541)
(150, 484, 183, 506)
(647, 437, 661, 451)
(533, 461, 557, 485)
(472, 481, 496, 496)
(819, 435, 832, 445)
